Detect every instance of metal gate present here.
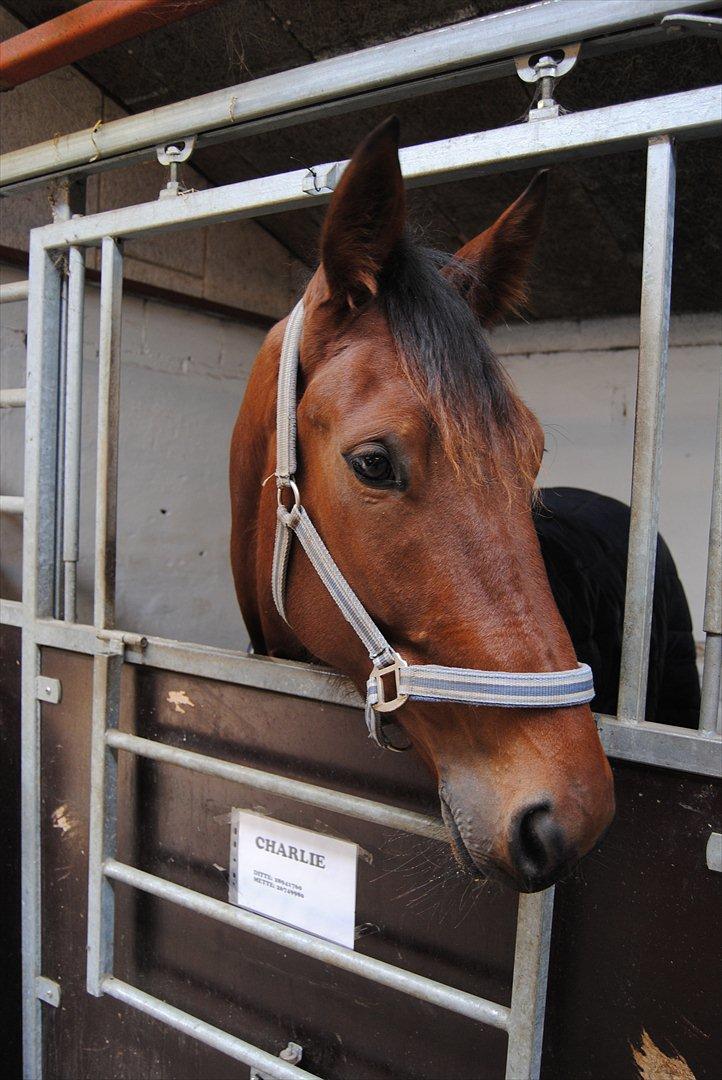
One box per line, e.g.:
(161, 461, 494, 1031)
(1, 2, 720, 1078)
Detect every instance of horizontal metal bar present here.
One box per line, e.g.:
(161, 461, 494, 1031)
(0, 388, 27, 408)
(5, 610, 719, 777)
(104, 859, 511, 1030)
(33, 86, 721, 251)
(0, 599, 22, 625)
(101, 977, 319, 1079)
(0, 280, 29, 303)
(595, 714, 722, 778)
(0, 495, 25, 514)
(21, 613, 362, 707)
(106, 729, 444, 841)
(2, 0, 715, 192)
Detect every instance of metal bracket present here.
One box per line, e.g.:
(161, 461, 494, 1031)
(302, 161, 344, 195)
(706, 831, 722, 873)
(36, 676, 61, 704)
(662, 13, 722, 38)
(156, 136, 196, 199)
(250, 1042, 303, 1079)
(36, 976, 61, 1008)
(515, 42, 580, 121)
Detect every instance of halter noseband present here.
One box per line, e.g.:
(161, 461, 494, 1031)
(270, 299, 594, 750)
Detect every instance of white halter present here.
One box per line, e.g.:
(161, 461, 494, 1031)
(271, 300, 594, 750)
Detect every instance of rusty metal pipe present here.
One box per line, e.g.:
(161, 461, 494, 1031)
(0, 0, 221, 91)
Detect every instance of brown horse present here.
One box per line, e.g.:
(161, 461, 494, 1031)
(230, 118, 614, 892)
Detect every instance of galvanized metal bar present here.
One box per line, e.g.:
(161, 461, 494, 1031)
(0, 388, 27, 407)
(700, 374, 722, 732)
(0, 0, 716, 190)
(505, 889, 555, 1080)
(33, 87, 721, 253)
(62, 245, 86, 622)
(101, 977, 320, 1079)
(94, 237, 123, 629)
(596, 714, 721, 777)
(617, 136, 677, 723)
(0, 279, 29, 302)
(20, 232, 63, 1080)
(4, 608, 719, 778)
(0, 599, 22, 625)
(53, 266, 69, 619)
(104, 859, 511, 1030)
(86, 648, 123, 996)
(0, 495, 25, 514)
(85, 237, 124, 999)
(106, 729, 445, 840)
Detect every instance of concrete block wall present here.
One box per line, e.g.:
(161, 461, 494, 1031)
(0, 6, 302, 320)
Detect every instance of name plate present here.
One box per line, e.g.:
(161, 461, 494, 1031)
(229, 809, 358, 949)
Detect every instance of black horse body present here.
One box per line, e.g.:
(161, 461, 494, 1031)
(534, 488, 700, 728)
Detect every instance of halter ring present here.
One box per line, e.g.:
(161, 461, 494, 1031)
(370, 654, 409, 712)
(277, 478, 301, 511)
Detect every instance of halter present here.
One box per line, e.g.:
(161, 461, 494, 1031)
(270, 299, 594, 750)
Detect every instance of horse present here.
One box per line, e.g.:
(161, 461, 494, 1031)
(230, 117, 615, 893)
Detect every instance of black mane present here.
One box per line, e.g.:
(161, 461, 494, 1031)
(378, 236, 519, 456)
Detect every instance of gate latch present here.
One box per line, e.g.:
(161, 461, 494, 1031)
(156, 137, 196, 199)
(515, 42, 580, 121)
(250, 1042, 303, 1080)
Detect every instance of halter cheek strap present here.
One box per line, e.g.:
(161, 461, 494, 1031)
(270, 299, 594, 750)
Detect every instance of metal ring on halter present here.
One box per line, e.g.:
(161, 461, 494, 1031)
(277, 478, 301, 511)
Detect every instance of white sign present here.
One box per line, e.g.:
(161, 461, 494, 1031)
(229, 809, 358, 949)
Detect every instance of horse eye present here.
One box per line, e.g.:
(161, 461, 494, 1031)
(347, 445, 396, 487)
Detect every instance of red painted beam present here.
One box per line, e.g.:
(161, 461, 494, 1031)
(0, 0, 222, 90)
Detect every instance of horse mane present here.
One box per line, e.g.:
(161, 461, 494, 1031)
(377, 234, 536, 488)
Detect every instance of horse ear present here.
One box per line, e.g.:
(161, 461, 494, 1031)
(445, 171, 549, 326)
(321, 117, 405, 308)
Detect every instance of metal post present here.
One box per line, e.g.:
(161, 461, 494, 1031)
(63, 245, 86, 622)
(21, 231, 63, 1080)
(618, 135, 677, 723)
(86, 236, 123, 996)
(93, 237, 122, 631)
(700, 374, 722, 732)
(505, 889, 555, 1080)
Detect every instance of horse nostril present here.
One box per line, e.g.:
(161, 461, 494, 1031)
(510, 803, 569, 889)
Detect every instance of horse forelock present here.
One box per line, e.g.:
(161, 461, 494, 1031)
(376, 234, 539, 490)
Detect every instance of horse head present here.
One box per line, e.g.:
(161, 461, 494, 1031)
(230, 118, 614, 892)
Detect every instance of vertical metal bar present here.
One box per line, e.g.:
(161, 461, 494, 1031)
(505, 888, 555, 1080)
(94, 236, 123, 630)
(618, 135, 677, 723)
(700, 374, 722, 732)
(53, 269, 68, 618)
(21, 231, 63, 1080)
(86, 646, 122, 994)
(86, 236, 124, 996)
(62, 245, 86, 622)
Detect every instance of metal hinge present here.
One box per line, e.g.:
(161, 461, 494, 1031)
(515, 42, 580, 121)
(250, 1042, 303, 1079)
(36, 676, 61, 704)
(156, 137, 196, 199)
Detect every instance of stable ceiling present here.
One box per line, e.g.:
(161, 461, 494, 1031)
(3, 0, 722, 318)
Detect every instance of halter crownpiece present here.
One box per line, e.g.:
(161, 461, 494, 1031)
(271, 299, 595, 750)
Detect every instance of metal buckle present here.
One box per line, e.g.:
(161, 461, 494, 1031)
(370, 654, 408, 713)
